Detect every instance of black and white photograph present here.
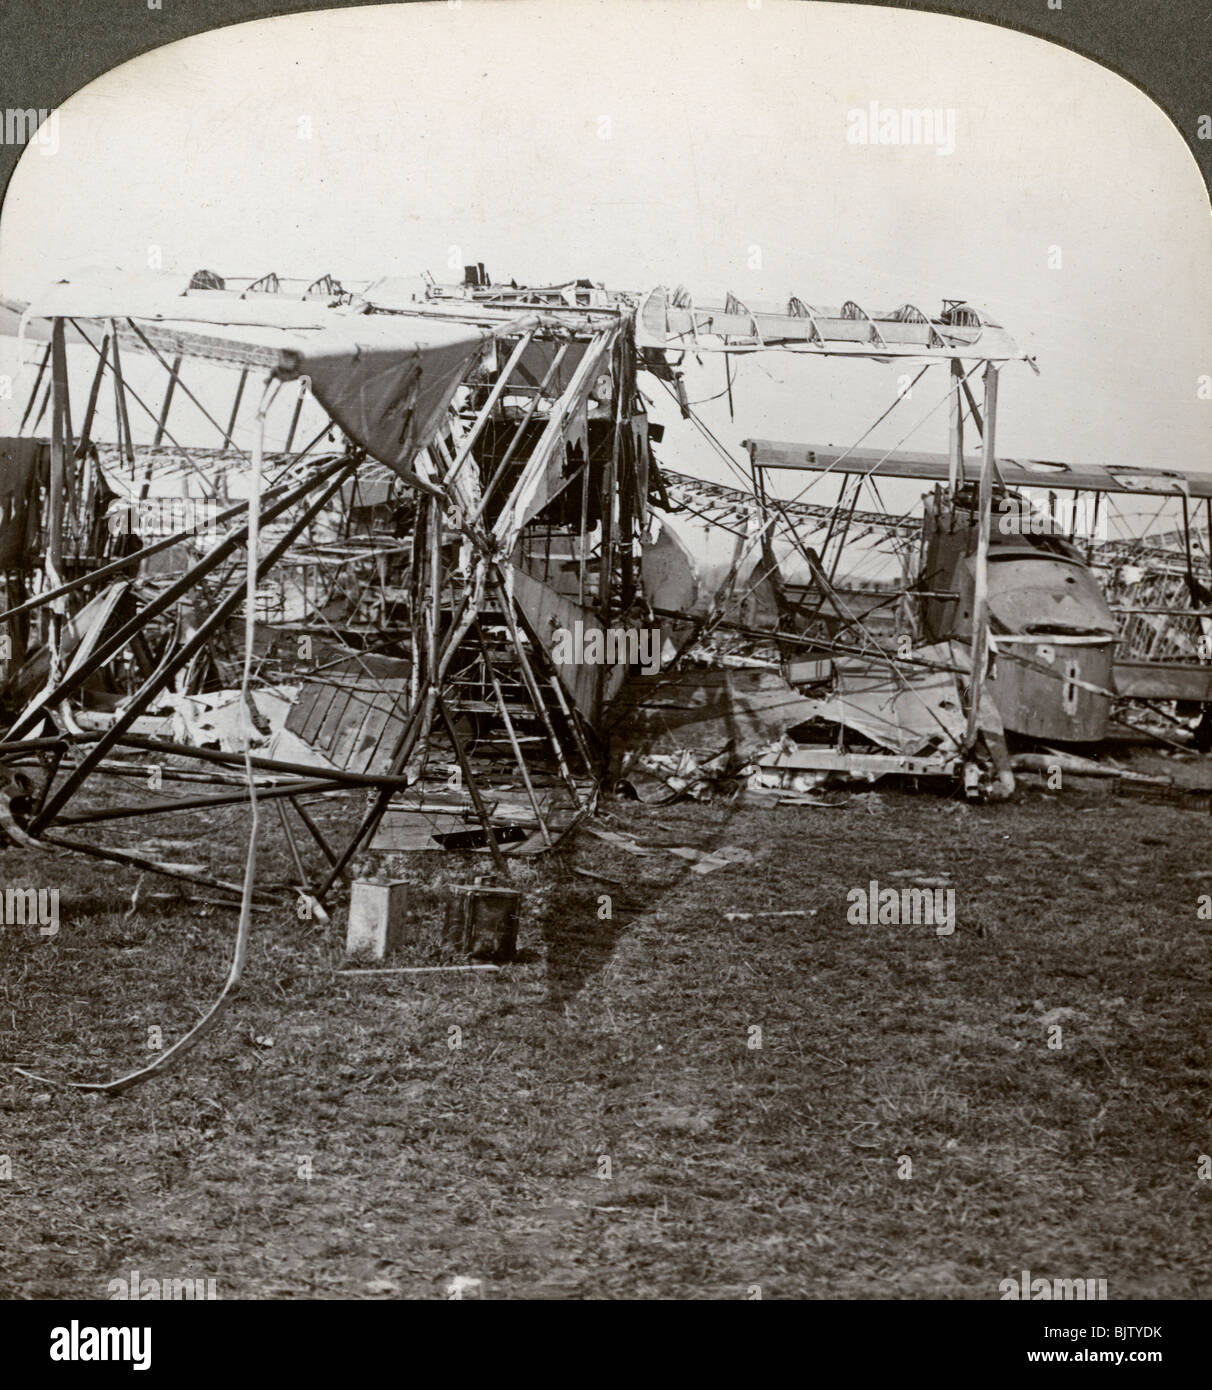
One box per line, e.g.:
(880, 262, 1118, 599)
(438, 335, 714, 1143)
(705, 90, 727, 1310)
(0, 0, 1208, 1346)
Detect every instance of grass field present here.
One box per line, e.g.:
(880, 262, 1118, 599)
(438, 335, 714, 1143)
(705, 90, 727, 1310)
(1, 770, 1209, 1299)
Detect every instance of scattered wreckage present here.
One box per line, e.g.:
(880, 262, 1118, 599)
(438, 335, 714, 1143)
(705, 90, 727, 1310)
(1, 270, 1209, 859)
(0, 267, 1207, 979)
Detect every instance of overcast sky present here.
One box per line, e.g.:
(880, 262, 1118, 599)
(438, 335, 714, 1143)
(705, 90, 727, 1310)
(0, 0, 1207, 535)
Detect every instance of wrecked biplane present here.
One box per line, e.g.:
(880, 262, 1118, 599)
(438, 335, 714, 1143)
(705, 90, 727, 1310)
(0, 265, 655, 901)
(0, 267, 1207, 898)
(626, 289, 1211, 791)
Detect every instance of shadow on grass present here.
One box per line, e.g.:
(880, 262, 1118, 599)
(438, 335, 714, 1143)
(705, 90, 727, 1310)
(538, 792, 745, 1008)
(538, 882, 634, 1008)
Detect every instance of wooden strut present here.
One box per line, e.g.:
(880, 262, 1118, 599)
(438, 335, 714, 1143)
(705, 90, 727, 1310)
(32, 741, 66, 818)
(825, 479, 862, 585)
(287, 794, 341, 868)
(283, 379, 306, 453)
(38, 831, 279, 904)
(578, 459, 590, 606)
(224, 368, 249, 447)
(77, 334, 110, 455)
(434, 690, 510, 876)
(55, 759, 315, 789)
(475, 623, 552, 847)
(492, 567, 586, 809)
(125, 318, 254, 462)
(546, 670, 597, 776)
(152, 354, 183, 449)
(106, 322, 136, 471)
(107, 736, 420, 788)
(963, 362, 999, 754)
(74, 319, 214, 498)
(50, 776, 347, 825)
(47, 319, 72, 685)
(31, 379, 52, 433)
(599, 361, 620, 627)
(18, 344, 51, 433)
(275, 798, 328, 921)
(948, 357, 965, 491)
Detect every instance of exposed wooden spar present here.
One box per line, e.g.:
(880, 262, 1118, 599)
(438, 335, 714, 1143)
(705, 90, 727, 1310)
(963, 363, 999, 753)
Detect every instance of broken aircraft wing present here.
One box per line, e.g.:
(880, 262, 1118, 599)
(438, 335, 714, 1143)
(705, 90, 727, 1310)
(745, 441, 1212, 498)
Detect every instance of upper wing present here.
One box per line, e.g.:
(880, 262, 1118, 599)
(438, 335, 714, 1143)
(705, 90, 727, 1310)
(637, 288, 1030, 364)
(744, 440, 1212, 498)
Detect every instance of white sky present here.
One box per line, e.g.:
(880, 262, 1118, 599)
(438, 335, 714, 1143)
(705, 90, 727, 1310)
(0, 0, 1208, 531)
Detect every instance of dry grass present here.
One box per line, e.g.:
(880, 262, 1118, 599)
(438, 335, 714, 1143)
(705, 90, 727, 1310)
(0, 771, 1209, 1298)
